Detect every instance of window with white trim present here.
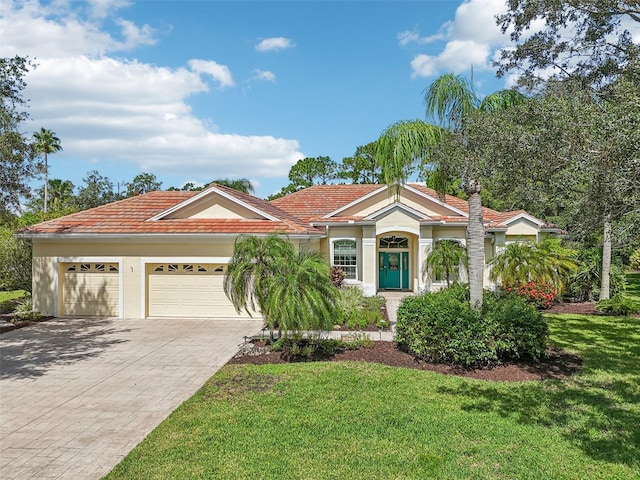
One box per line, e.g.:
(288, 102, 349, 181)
(332, 240, 357, 280)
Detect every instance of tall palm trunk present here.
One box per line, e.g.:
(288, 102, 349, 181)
(44, 152, 48, 214)
(600, 213, 612, 300)
(466, 178, 484, 309)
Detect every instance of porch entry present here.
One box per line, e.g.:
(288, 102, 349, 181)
(378, 234, 410, 289)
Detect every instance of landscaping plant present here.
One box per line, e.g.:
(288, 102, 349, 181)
(395, 285, 549, 367)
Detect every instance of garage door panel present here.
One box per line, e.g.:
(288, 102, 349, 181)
(147, 264, 244, 318)
(61, 263, 120, 317)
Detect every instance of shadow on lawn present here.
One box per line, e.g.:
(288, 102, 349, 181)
(437, 314, 640, 469)
(0, 318, 130, 379)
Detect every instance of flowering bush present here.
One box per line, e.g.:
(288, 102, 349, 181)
(504, 281, 557, 309)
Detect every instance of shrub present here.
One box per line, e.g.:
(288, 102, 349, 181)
(0, 300, 15, 314)
(597, 294, 640, 316)
(13, 299, 42, 322)
(503, 281, 557, 309)
(630, 248, 640, 270)
(395, 286, 549, 367)
(482, 291, 549, 361)
(336, 288, 386, 330)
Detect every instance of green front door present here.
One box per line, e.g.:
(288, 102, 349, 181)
(379, 252, 409, 289)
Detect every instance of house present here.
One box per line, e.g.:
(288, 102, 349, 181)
(21, 183, 558, 319)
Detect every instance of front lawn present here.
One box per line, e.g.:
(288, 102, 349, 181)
(626, 271, 640, 300)
(0, 290, 28, 303)
(105, 313, 639, 480)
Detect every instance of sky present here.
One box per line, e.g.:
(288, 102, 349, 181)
(1, 0, 546, 198)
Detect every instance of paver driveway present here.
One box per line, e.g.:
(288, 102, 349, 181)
(0, 317, 263, 480)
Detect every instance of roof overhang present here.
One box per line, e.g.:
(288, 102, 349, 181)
(18, 232, 325, 242)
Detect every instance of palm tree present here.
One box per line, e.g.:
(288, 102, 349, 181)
(489, 238, 577, 292)
(423, 240, 468, 287)
(33, 128, 62, 213)
(377, 73, 525, 309)
(224, 234, 336, 336)
(211, 178, 255, 194)
(224, 234, 293, 329)
(266, 250, 336, 334)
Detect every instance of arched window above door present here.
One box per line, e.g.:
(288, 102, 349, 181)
(379, 236, 408, 249)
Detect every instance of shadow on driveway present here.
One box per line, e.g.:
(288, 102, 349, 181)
(0, 318, 130, 379)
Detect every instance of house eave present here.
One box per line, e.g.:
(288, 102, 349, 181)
(18, 232, 325, 242)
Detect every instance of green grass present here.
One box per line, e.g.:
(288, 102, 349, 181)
(626, 272, 640, 301)
(106, 313, 640, 480)
(0, 290, 28, 302)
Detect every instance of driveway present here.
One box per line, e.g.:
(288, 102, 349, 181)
(0, 317, 263, 480)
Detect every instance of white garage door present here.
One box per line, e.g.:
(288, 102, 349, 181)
(61, 263, 120, 316)
(147, 263, 243, 318)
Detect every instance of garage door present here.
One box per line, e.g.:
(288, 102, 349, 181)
(61, 263, 120, 316)
(147, 263, 243, 318)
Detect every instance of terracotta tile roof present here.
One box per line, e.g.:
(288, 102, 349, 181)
(22, 183, 547, 236)
(22, 187, 323, 236)
(270, 184, 383, 223)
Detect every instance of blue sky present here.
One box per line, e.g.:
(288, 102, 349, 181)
(2, 0, 522, 199)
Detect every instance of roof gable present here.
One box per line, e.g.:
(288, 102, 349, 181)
(324, 184, 468, 220)
(150, 185, 278, 221)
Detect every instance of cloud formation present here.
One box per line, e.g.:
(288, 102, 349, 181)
(402, 0, 510, 78)
(252, 69, 277, 82)
(188, 59, 235, 88)
(255, 37, 295, 52)
(0, 0, 303, 182)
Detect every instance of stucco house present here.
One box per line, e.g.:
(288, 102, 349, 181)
(21, 183, 558, 319)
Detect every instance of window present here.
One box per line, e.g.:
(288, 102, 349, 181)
(379, 236, 408, 249)
(333, 240, 357, 279)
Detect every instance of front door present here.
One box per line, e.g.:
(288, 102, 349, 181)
(379, 252, 409, 289)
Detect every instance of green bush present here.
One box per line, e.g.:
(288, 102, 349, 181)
(630, 248, 640, 270)
(13, 299, 42, 322)
(336, 287, 386, 330)
(597, 294, 640, 315)
(482, 291, 549, 361)
(0, 300, 15, 314)
(395, 286, 549, 367)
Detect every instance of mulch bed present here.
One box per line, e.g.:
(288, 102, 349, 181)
(228, 341, 582, 382)
(545, 301, 600, 315)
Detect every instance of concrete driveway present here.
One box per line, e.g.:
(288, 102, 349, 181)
(0, 317, 263, 480)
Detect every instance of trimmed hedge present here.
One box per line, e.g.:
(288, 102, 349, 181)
(395, 285, 549, 367)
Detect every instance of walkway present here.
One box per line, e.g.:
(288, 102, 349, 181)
(0, 317, 262, 480)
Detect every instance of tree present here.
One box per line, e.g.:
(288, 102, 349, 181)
(224, 234, 336, 335)
(338, 142, 383, 184)
(265, 249, 336, 333)
(76, 170, 119, 209)
(27, 179, 76, 214)
(1, 56, 39, 215)
(473, 74, 640, 300)
(0, 225, 32, 291)
(211, 178, 255, 194)
(32, 128, 62, 213)
(423, 240, 468, 287)
(489, 239, 577, 293)
(377, 73, 526, 309)
(496, 0, 640, 89)
(126, 173, 162, 196)
(267, 156, 338, 200)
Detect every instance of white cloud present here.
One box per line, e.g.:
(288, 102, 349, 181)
(252, 69, 276, 82)
(26, 56, 302, 178)
(255, 37, 295, 52)
(0, 0, 303, 182)
(188, 59, 235, 88)
(398, 27, 449, 46)
(405, 0, 510, 77)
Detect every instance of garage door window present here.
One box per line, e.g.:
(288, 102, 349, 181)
(152, 264, 226, 274)
(66, 263, 119, 273)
